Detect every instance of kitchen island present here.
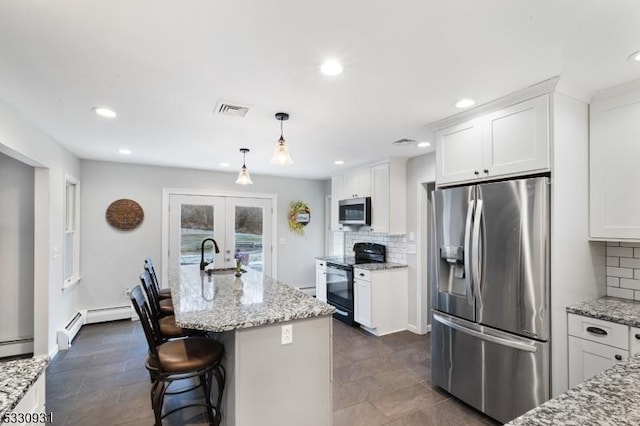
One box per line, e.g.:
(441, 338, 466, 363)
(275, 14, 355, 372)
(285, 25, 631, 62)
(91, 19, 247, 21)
(168, 265, 335, 426)
(507, 353, 640, 425)
(0, 357, 48, 424)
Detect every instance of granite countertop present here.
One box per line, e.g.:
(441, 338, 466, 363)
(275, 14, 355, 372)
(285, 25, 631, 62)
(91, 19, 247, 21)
(169, 266, 335, 332)
(353, 262, 407, 271)
(315, 256, 408, 271)
(507, 353, 640, 425)
(566, 297, 640, 327)
(0, 357, 48, 418)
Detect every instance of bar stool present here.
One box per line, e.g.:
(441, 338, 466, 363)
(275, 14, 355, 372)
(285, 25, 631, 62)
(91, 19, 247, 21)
(130, 285, 225, 425)
(140, 270, 175, 317)
(144, 258, 172, 300)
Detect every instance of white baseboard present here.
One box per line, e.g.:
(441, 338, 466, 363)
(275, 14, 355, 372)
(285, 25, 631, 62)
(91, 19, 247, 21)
(407, 323, 431, 335)
(0, 338, 34, 358)
(48, 343, 59, 360)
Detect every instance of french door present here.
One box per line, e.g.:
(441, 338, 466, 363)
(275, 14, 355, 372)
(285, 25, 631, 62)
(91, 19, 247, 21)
(168, 194, 273, 276)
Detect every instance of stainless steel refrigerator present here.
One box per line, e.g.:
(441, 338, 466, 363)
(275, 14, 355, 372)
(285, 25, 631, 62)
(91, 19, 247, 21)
(431, 176, 550, 424)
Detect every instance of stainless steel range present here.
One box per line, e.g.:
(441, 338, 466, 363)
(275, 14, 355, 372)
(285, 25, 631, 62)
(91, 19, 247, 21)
(325, 242, 385, 325)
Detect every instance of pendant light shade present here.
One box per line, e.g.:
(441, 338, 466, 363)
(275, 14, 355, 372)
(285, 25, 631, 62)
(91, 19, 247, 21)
(270, 112, 294, 166)
(235, 148, 253, 185)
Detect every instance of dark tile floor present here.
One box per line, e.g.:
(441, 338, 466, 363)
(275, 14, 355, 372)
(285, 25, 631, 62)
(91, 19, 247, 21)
(46, 319, 500, 425)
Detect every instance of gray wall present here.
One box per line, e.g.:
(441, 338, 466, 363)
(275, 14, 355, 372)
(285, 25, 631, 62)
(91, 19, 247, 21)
(405, 153, 436, 332)
(79, 160, 327, 311)
(0, 152, 34, 343)
(0, 98, 81, 356)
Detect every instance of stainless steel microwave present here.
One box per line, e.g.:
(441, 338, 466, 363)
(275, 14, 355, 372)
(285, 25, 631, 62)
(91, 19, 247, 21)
(338, 197, 371, 225)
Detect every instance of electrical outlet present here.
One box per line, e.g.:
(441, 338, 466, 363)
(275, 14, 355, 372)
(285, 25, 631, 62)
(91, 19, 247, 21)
(281, 324, 293, 345)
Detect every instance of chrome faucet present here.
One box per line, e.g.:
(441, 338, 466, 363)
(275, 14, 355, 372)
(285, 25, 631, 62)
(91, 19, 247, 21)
(200, 238, 220, 270)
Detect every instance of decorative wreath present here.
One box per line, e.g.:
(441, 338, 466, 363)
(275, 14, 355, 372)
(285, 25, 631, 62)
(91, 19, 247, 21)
(288, 200, 311, 235)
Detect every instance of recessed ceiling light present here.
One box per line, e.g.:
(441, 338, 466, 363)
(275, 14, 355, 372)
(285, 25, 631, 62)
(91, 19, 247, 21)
(628, 50, 640, 62)
(118, 149, 131, 155)
(417, 142, 431, 148)
(454, 99, 475, 109)
(93, 107, 117, 118)
(321, 60, 343, 76)
(334, 160, 345, 165)
(219, 162, 230, 167)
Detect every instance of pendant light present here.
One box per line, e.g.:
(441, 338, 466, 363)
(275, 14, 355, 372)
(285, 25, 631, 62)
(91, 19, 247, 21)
(270, 112, 294, 166)
(235, 148, 253, 185)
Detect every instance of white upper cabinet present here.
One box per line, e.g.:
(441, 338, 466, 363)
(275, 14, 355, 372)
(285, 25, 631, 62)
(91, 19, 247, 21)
(435, 94, 550, 186)
(343, 169, 371, 198)
(483, 95, 549, 178)
(436, 118, 484, 184)
(370, 161, 406, 234)
(590, 83, 640, 239)
(330, 159, 406, 234)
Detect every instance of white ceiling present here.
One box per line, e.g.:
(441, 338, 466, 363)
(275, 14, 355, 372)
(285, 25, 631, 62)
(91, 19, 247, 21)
(1, 1, 639, 179)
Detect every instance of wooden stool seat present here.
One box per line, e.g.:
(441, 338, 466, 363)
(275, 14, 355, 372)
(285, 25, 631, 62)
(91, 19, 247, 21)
(158, 316, 185, 337)
(159, 298, 174, 315)
(157, 337, 224, 373)
(158, 288, 172, 300)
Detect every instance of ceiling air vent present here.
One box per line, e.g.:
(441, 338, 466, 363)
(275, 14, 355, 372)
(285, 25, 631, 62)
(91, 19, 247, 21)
(215, 101, 251, 118)
(392, 138, 418, 146)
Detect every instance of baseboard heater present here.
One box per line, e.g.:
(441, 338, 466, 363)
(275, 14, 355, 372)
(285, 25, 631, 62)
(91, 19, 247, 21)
(0, 338, 34, 358)
(57, 312, 83, 350)
(56, 306, 132, 350)
(85, 305, 132, 324)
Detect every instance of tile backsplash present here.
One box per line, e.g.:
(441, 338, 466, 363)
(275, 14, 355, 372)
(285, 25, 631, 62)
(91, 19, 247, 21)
(605, 241, 640, 300)
(343, 230, 407, 264)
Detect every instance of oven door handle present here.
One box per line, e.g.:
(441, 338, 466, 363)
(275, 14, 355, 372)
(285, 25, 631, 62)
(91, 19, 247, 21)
(333, 307, 350, 317)
(326, 263, 352, 272)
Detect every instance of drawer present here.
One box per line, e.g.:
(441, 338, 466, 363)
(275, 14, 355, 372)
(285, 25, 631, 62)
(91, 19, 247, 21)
(631, 327, 640, 356)
(568, 313, 629, 350)
(353, 268, 371, 282)
(315, 259, 326, 270)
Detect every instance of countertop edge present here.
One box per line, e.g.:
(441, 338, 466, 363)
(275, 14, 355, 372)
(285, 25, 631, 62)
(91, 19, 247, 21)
(565, 296, 640, 328)
(0, 356, 49, 417)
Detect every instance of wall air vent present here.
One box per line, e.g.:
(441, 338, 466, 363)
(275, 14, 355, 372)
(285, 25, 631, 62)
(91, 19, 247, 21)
(215, 101, 251, 118)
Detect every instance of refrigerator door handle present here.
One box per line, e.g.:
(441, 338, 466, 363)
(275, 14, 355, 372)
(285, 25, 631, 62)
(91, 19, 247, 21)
(464, 200, 475, 304)
(433, 312, 538, 353)
(471, 199, 483, 298)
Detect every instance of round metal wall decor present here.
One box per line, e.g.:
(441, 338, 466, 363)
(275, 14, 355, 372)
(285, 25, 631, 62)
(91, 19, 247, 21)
(105, 199, 144, 230)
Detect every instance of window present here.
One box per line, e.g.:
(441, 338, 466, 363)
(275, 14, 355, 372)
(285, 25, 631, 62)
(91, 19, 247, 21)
(64, 174, 80, 288)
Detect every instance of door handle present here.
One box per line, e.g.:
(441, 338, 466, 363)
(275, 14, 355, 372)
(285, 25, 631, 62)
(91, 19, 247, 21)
(433, 312, 537, 353)
(586, 326, 608, 336)
(615, 354, 623, 361)
(463, 200, 475, 304)
(471, 199, 483, 301)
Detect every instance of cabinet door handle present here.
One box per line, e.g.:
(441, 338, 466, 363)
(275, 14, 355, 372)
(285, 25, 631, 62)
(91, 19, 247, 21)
(359, 273, 365, 277)
(615, 354, 623, 361)
(586, 326, 608, 336)
(635, 333, 640, 340)
(474, 171, 480, 176)
(483, 169, 489, 174)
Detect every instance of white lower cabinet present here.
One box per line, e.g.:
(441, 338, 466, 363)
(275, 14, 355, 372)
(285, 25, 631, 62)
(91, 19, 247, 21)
(354, 278, 372, 327)
(3, 374, 46, 425)
(353, 267, 407, 336)
(567, 313, 630, 388)
(631, 327, 640, 355)
(315, 260, 327, 302)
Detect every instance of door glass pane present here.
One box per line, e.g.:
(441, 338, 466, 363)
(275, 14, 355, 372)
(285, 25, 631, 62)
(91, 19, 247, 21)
(181, 204, 214, 265)
(234, 206, 263, 271)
